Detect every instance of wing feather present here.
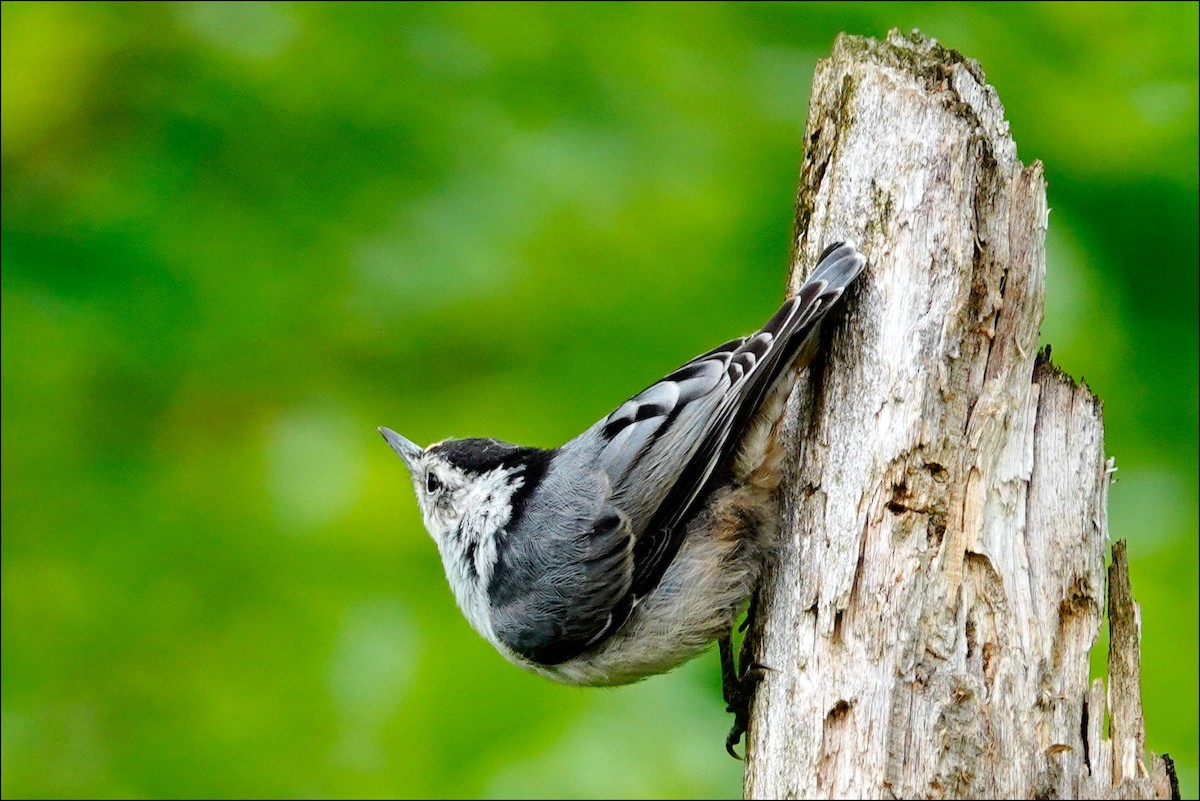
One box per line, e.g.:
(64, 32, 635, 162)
(604, 242, 867, 597)
(491, 242, 866, 667)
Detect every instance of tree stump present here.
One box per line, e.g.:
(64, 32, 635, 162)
(744, 30, 1175, 801)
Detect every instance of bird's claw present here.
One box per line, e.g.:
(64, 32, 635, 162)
(720, 633, 772, 759)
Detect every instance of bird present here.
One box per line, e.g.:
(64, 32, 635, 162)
(379, 241, 866, 755)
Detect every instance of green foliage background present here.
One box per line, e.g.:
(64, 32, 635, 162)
(2, 2, 1196, 798)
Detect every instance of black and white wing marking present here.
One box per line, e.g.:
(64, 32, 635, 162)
(599, 241, 867, 598)
(487, 242, 865, 668)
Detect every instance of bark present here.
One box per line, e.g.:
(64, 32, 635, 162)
(744, 30, 1175, 800)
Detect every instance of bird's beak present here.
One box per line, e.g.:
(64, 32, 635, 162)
(378, 426, 423, 471)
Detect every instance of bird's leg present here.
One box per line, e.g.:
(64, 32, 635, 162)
(719, 632, 748, 759)
(720, 599, 770, 759)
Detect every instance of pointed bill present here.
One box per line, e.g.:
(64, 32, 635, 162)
(378, 426, 422, 471)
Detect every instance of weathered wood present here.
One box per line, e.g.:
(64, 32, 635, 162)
(744, 29, 1174, 800)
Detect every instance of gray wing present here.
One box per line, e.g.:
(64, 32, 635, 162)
(489, 504, 637, 666)
(596, 241, 867, 597)
(489, 242, 866, 666)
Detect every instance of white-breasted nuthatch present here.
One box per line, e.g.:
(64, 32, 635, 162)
(380, 242, 866, 754)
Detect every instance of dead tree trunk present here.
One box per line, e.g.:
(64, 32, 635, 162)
(744, 30, 1175, 800)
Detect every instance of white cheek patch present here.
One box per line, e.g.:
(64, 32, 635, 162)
(418, 461, 472, 539)
(419, 460, 526, 647)
(420, 461, 524, 581)
(459, 467, 523, 581)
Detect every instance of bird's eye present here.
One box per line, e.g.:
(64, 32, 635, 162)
(425, 472, 442, 493)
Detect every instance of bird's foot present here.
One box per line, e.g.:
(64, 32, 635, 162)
(719, 632, 772, 759)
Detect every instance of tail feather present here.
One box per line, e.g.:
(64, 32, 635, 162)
(748, 241, 867, 403)
(802, 240, 867, 306)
